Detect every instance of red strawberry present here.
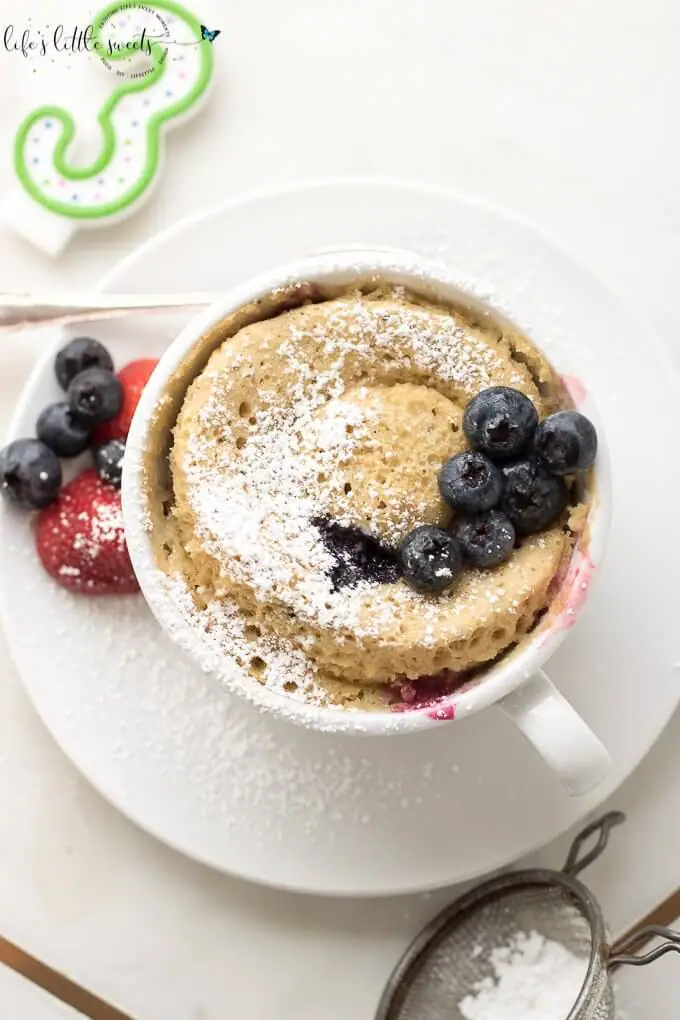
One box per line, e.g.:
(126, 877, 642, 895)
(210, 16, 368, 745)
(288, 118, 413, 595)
(93, 358, 158, 444)
(36, 470, 139, 595)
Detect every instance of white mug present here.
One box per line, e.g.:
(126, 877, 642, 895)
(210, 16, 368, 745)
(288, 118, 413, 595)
(123, 250, 613, 797)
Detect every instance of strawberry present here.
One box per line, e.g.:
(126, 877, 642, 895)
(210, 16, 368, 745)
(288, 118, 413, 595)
(93, 358, 158, 444)
(36, 470, 139, 595)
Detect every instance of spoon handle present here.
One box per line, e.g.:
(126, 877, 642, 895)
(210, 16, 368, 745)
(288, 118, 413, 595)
(0, 293, 217, 331)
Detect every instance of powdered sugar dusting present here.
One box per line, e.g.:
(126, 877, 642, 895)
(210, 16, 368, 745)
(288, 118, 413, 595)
(180, 294, 532, 640)
(71, 501, 126, 562)
(459, 929, 589, 1020)
(167, 572, 328, 706)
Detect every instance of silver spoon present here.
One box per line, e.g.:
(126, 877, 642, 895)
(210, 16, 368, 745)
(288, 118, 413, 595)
(0, 247, 404, 331)
(0, 292, 218, 332)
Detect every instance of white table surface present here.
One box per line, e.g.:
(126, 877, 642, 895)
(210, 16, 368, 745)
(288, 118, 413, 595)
(1, 0, 679, 1016)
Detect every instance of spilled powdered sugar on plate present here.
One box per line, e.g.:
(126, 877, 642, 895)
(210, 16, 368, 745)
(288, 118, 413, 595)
(12, 569, 448, 856)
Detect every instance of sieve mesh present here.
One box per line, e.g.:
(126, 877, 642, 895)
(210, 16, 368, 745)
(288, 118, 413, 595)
(379, 881, 613, 1020)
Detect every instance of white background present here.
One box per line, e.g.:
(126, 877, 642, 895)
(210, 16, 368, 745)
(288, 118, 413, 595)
(0, 0, 678, 1016)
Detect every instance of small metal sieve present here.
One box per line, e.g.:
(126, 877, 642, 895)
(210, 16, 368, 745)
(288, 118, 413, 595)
(376, 812, 680, 1020)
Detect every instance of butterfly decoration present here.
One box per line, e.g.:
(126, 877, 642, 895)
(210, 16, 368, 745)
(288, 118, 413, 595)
(200, 24, 221, 43)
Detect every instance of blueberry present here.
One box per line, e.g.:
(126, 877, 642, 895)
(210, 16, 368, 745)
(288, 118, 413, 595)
(455, 510, 516, 568)
(36, 401, 91, 458)
(400, 525, 462, 594)
(501, 457, 568, 535)
(438, 451, 503, 514)
(535, 410, 597, 475)
(68, 368, 123, 425)
(94, 439, 126, 488)
(0, 438, 62, 509)
(313, 517, 401, 589)
(55, 337, 114, 391)
(463, 387, 538, 460)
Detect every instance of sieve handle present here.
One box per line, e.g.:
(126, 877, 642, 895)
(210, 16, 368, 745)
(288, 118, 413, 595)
(563, 811, 626, 876)
(608, 925, 680, 969)
(498, 669, 612, 797)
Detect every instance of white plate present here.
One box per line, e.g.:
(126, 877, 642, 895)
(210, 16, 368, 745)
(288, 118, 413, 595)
(1, 181, 679, 896)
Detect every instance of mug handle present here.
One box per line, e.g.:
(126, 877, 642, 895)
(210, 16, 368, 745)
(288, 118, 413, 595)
(497, 670, 612, 797)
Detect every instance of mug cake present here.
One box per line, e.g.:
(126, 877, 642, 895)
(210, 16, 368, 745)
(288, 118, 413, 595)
(139, 269, 596, 715)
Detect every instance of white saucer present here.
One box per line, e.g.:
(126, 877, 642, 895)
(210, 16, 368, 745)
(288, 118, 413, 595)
(2, 181, 679, 896)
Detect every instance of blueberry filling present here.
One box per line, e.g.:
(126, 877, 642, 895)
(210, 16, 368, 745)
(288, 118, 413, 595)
(312, 517, 402, 590)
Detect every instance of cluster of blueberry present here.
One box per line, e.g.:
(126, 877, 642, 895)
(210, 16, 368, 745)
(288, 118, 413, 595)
(315, 387, 597, 596)
(0, 338, 127, 510)
(400, 387, 597, 593)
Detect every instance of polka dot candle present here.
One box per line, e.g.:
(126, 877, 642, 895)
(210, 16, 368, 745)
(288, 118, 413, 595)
(7, 0, 215, 254)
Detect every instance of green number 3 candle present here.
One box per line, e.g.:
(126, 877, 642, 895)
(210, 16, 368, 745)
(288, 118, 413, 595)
(5, 0, 215, 255)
